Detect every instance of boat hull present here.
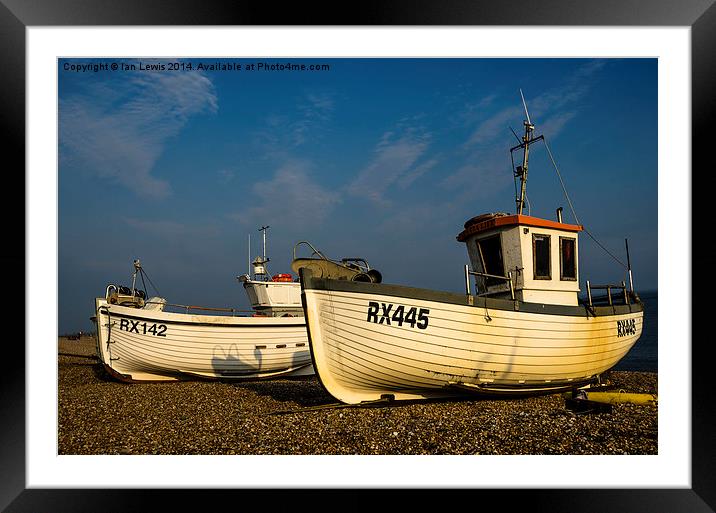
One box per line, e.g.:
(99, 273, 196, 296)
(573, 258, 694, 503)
(299, 271, 644, 404)
(94, 299, 313, 382)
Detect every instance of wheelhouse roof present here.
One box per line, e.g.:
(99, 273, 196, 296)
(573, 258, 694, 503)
(456, 214, 583, 242)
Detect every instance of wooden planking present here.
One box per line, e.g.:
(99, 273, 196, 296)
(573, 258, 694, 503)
(304, 288, 643, 403)
(96, 300, 313, 380)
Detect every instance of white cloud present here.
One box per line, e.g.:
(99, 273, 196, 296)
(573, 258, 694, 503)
(248, 91, 336, 155)
(398, 158, 439, 189)
(292, 92, 336, 146)
(463, 105, 523, 149)
(347, 122, 433, 204)
(444, 60, 607, 202)
(540, 111, 578, 140)
(59, 63, 218, 199)
(228, 162, 341, 229)
(463, 61, 607, 152)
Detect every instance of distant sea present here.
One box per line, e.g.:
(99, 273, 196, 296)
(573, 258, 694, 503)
(612, 290, 658, 372)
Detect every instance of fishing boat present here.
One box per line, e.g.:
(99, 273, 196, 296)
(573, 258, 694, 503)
(237, 226, 303, 318)
(298, 94, 645, 404)
(93, 227, 312, 382)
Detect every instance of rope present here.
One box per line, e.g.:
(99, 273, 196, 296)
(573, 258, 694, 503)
(543, 138, 580, 225)
(583, 229, 627, 269)
(140, 268, 162, 297)
(543, 138, 627, 270)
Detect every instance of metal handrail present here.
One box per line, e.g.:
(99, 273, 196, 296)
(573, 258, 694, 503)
(585, 280, 629, 307)
(292, 241, 328, 261)
(292, 242, 375, 274)
(105, 299, 256, 317)
(162, 303, 255, 315)
(464, 265, 515, 300)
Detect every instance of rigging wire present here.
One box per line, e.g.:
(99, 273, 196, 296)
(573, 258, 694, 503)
(510, 148, 519, 206)
(543, 137, 627, 270)
(543, 138, 580, 225)
(139, 270, 148, 295)
(140, 267, 162, 297)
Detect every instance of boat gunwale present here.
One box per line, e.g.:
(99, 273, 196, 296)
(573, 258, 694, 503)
(299, 273, 643, 318)
(96, 301, 306, 328)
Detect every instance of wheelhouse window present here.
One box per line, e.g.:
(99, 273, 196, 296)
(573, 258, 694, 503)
(560, 237, 577, 281)
(475, 235, 505, 287)
(532, 234, 551, 280)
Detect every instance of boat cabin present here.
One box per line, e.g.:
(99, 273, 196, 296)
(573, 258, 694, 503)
(457, 211, 583, 306)
(238, 254, 302, 316)
(236, 226, 303, 317)
(239, 274, 302, 316)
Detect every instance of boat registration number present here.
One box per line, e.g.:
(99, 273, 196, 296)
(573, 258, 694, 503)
(367, 301, 430, 329)
(616, 318, 636, 337)
(118, 318, 168, 337)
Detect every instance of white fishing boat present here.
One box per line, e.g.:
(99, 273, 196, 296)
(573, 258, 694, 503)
(236, 226, 304, 318)
(93, 227, 313, 382)
(298, 94, 645, 404)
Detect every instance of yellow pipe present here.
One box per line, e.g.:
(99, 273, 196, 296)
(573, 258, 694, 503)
(584, 391, 657, 405)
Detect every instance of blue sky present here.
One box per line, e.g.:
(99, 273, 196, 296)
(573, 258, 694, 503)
(58, 58, 657, 333)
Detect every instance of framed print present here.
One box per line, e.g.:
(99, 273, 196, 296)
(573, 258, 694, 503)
(3, 0, 712, 511)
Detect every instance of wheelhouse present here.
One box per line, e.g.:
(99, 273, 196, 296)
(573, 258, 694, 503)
(457, 212, 583, 306)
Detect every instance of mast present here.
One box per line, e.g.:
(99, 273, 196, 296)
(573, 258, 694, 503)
(259, 225, 270, 263)
(512, 90, 543, 215)
(250, 225, 270, 281)
(131, 259, 141, 296)
(516, 123, 535, 215)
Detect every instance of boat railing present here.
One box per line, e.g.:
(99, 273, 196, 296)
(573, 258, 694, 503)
(464, 265, 515, 300)
(339, 258, 373, 273)
(293, 241, 328, 261)
(159, 302, 256, 316)
(292, 241, 379, 279)
(585, 280, 632, 307)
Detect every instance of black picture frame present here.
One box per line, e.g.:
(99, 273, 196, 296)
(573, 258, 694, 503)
(3, 1, 711, 511)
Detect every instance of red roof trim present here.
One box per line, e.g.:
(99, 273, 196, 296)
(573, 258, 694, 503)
(457, 214, 583, 241)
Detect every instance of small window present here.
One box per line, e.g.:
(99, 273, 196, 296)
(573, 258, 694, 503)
(560, 237, 577, 281)
(475, 235, 505, 287)
(532, 234, 551, 280)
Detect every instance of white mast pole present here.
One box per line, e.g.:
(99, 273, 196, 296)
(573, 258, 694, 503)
(260, 225, 270, 261)
(259, 225, 270, 281)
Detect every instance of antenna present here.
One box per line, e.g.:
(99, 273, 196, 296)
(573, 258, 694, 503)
(259, 225, 270, 261)
(251, 226, 271, 281)
(625, 238, 634, 293)
(520, 88, 532, 125)
(248, 234, 251, 278)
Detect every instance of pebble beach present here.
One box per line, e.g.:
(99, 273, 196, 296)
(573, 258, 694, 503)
(58, 335, 658, 456)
